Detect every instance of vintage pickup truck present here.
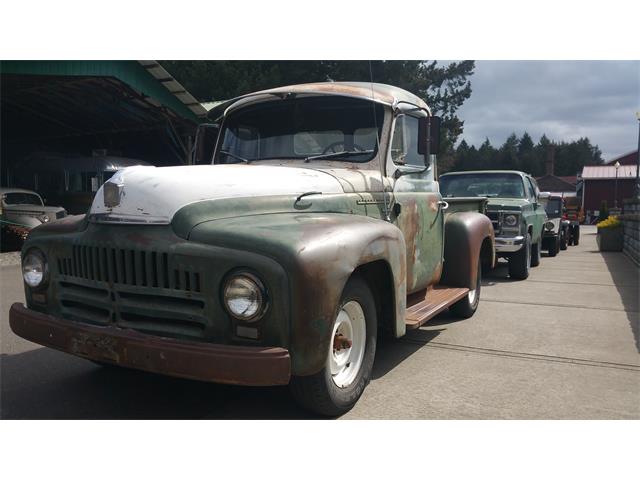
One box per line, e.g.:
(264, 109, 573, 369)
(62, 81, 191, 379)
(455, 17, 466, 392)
(10, 82, 494, 416)
(540, 193, 569, 256)
(439, 170, 547, 280)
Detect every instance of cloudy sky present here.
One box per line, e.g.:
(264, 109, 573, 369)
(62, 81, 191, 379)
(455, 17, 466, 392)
(453, 61, 639, 161)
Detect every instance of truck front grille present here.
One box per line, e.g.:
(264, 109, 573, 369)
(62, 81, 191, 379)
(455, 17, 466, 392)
(54, 242, 209, 340)
(57, 244, 201, 293)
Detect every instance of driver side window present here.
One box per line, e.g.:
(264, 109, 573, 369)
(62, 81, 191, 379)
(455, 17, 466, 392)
(390, 114, 424, 167)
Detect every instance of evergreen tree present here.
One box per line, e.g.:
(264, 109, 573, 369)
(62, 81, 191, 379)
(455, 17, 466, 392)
(518, 132, 536, 175)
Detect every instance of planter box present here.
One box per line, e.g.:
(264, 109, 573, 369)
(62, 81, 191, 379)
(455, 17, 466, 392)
(597, 226, 624, 251)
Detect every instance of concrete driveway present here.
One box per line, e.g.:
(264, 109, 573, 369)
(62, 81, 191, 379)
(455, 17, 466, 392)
(1, 226, 638, 419)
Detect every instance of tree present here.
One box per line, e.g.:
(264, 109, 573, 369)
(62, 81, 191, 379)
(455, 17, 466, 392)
(451, 133, 603, 176)
(161, 60, 475, 160)
(499, 133, 519, 170)
(518, 132, 536, 175)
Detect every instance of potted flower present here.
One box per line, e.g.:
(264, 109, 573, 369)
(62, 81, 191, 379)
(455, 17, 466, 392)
(596, 216, 623, 251)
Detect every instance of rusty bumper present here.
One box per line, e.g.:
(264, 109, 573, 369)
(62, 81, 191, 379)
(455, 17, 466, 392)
(9, 303, 291, 386)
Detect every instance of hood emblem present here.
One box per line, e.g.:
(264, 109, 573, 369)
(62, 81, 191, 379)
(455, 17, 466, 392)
(104, 182, 124, 208)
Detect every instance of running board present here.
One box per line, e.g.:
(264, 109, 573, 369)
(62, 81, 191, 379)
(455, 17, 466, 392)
(405, 286, 469, 329)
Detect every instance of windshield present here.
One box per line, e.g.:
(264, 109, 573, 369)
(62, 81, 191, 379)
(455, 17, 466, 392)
(3, 192, 43, 206)
(215, 96, 383, 164)
(544, 198, 563, 217)
(440, 173, 526, 198)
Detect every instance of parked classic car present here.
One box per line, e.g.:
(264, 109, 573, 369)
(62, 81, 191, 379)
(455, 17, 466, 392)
(0, 187, 67, 249)
(10, 82, 495, 416)
(562, 196, 581, 246)
(439, 170, 548, 280)
(540, 193, 569, 256)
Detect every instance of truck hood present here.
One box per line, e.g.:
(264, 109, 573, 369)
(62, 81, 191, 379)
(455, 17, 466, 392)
(485, 198, 530, 211)
(89, 164, 347, 224)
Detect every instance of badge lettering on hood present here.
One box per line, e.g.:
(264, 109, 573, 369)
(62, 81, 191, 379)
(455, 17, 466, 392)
(104, 182, 124, 208)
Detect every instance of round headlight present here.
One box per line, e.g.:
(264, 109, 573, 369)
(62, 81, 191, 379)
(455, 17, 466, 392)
(504, 214, 518, 227)
(223, 273, 266, 322)
(38, 214, 50, 223)
(22, 249, 47, 288)
(545, 221, 555, 230)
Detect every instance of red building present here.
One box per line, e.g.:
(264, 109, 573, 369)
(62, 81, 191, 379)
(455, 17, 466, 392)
(604, 150, 639, 166)
(581, 155, 638, 216)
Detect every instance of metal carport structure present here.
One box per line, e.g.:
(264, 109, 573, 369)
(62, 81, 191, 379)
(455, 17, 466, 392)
(0, 60, 207, 184)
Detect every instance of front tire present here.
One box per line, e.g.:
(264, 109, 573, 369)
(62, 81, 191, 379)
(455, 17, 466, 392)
(508, 233, 531, 280)
(548, 236, 559, 257)
(450, 257, 481, 318)
(290, 275, 377, 417)
(530, 234, 541, 267)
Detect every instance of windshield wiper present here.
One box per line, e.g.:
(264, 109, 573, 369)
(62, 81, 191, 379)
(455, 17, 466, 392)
(219, 150, 252, 163)
(304, 149, 375, 162)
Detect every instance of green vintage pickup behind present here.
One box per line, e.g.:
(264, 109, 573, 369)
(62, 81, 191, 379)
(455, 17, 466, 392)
(11, 83, 494, 416)
(440, 170, 548, 279)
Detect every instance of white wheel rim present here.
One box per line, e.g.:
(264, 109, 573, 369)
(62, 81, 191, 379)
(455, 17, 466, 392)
(329, 300, 366, 388)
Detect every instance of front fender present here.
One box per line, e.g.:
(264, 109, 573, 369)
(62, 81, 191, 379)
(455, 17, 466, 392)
(189, 212, 407, 376)
(440, 211, 494, 289)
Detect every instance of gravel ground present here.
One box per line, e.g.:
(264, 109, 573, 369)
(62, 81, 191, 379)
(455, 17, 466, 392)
(0, 251, 21, 267)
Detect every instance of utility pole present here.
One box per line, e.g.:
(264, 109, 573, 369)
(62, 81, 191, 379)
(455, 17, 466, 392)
(636, 111, 640, 198)
(614, 160, 620, 209)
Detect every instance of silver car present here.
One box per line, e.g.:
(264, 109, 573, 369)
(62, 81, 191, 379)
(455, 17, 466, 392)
(1, 188, 67, 240)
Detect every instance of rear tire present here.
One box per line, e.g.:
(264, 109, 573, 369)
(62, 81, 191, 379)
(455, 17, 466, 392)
(450, 258, 481, 318)
(560, 231, 568, 250)
(508, 233, 531, 280)
(290, 275, 377, 417)
(572, 226, 580, 246)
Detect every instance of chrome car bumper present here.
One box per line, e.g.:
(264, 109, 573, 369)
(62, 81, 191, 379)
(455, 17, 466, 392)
(495, 235, 525, 253)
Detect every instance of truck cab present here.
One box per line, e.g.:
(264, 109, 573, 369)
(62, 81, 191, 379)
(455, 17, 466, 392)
(10, 82, 494, 416)
(439, 170, 547, 279)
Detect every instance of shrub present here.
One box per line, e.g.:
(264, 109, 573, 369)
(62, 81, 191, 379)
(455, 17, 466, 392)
(596, 215, 622, 229)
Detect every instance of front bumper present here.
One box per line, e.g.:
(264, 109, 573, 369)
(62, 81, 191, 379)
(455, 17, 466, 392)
(9, 303, 291, 386)
(495, 235, 525, 253)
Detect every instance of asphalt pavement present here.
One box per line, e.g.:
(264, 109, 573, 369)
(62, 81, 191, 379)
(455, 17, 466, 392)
(1, 225, 638, 419)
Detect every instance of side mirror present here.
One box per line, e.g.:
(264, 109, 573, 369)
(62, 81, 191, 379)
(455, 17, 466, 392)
(418, 116, 441, 156)
(193, 123, 220, 165)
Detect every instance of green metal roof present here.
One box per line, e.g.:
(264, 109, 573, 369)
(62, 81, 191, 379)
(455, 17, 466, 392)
(0, 60, 199, 122)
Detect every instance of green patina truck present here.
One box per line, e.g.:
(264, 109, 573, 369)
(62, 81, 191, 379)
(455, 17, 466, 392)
(439, 170, 548, 280)
(10, 83, 494, 416)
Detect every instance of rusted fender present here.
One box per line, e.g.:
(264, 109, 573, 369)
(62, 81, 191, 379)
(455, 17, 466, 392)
(440, 211, 495, 289)
(189, 213, 407, 376)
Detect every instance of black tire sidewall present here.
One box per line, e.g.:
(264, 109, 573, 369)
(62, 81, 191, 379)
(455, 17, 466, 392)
(509, 233, 531, 280)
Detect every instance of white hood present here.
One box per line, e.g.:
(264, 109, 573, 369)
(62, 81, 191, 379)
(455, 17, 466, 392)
(89, 164, 344, 223)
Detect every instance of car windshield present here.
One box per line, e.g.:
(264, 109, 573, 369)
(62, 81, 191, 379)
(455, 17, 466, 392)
(440, 173, 526, 198)
(545, 198, 563, 218)
(3, 192, 43, 206)
(215, 96, 383, 164)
